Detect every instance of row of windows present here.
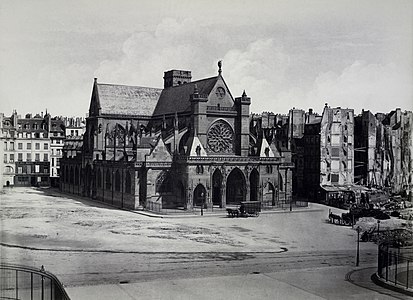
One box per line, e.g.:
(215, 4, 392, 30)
(4, 141, 50, 150)
(51, 149, 62, 155)
(16, 132, 48, 139)
(3, 153, 49, 163)
(16, 165, 49, 174)
(16, 176, 49, 183)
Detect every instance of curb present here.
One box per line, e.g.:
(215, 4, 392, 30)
(371, 272, 413, 297)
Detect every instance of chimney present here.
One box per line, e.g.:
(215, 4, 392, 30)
(163, 70, 192, 88)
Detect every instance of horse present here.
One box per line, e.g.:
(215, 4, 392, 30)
(329, 213, 342, 225)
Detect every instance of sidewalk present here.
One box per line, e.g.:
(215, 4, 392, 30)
(65, 265, 408, 300)
(132, 204, 322, 219)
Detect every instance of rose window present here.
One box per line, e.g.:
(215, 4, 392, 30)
(207, 121, 234, 153)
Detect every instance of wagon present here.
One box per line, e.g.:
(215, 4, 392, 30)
(226, 201, 261, 217)
(240, 201, 261, 217)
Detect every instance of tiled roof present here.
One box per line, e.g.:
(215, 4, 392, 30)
(97, 84, 162, 116)
(152, 76, 217, 116)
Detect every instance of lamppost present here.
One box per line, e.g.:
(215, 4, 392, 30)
(200, 191, 204, 216)
(290, 191, 293, 212)
(356, 226, 361, 267)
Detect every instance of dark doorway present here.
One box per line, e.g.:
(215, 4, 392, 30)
(176, 181, 186, 208)
(212, 169, 222, 207)
(226, 168, 246, 205)
(193, 184, 206, 208)
(6, 181, 10, 187)
(250, 169, 259, 202)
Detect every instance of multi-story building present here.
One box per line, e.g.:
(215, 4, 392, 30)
(14, 113, 51, 186)
(1, 111, 51, 186)
(0, 112, 18, 187)
(354, 109, 413, 200)
(50, 118, 65, 186)
(354, 110, 377, 186)
(301, 105, 358, 205)
(60, 64, 294, 211)
(62, 116, 86, 138)
(383, 109, 413, 199)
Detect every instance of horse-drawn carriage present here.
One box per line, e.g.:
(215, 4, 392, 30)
(227, 201, 261, 218)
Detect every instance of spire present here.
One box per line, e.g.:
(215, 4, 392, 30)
(218, 60, 222, 75)
(242, 90, 247, 97)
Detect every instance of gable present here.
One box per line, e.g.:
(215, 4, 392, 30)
(146, 136, 172, 162)
(207, 76, 235, 108)
(88, 80, 101, 117)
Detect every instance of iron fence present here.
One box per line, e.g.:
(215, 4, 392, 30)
(0, 263, 70, 300)
(377, 242, 413, 291)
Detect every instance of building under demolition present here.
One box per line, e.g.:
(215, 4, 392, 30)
(355, 109, 413, 200)
(60, 64, 294, 211)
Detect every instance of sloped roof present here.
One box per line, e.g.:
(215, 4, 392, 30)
(152, 76, 218, 116)
(97, 84, 162, 116)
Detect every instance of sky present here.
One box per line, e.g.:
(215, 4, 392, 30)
(0, 0, 412, 117)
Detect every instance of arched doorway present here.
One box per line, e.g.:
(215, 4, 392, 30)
(193, 184, 206, 208)
(226, 168, 246, 205)
(212, 169, 222, 207)
(250, 169, 259, 202)
(6, 181, 10, 187)
(263, 182, 276, 206)
(176, 181, 186, 208)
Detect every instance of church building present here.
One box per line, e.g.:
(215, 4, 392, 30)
(60, 63, 293, 212)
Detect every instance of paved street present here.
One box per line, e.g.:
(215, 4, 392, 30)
(0, 187, 408, 299)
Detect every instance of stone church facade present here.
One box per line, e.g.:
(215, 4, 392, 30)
(60, 64, 293, 212)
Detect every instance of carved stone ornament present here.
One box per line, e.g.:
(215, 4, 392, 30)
(207, 120, 234, 153)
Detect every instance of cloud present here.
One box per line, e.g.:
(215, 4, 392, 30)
(94, 18, 228, 87)
(305, 61, 413, 113)
(220, 38, 291, 110)
(92, 18, 412, 116)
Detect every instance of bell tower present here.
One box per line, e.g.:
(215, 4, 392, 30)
(163, 70, 192, 88)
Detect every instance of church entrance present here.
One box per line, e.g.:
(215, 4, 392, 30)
(250, 169, 259, 202)
(193, 184, 207, 208)
(226, 168, 246, 205)
(212, 169, 222, 207)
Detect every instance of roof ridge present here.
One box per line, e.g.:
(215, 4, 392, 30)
(97, 83, 163, 90)
(162, 76, 218, 90)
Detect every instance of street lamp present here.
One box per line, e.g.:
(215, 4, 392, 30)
(290, 192, 293, 212)
(356, 226, 361, 267)
(200, 191, 204, 216)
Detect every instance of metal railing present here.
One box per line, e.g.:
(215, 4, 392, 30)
(0, 263, 70, 300)
(377, 241, 413, 290)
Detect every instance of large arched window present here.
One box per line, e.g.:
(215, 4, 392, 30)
(125, 170, 132, 194)
(106, 169, 111, 190)
(115, 170, 121, 192)
(207, 120, 234, 153)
